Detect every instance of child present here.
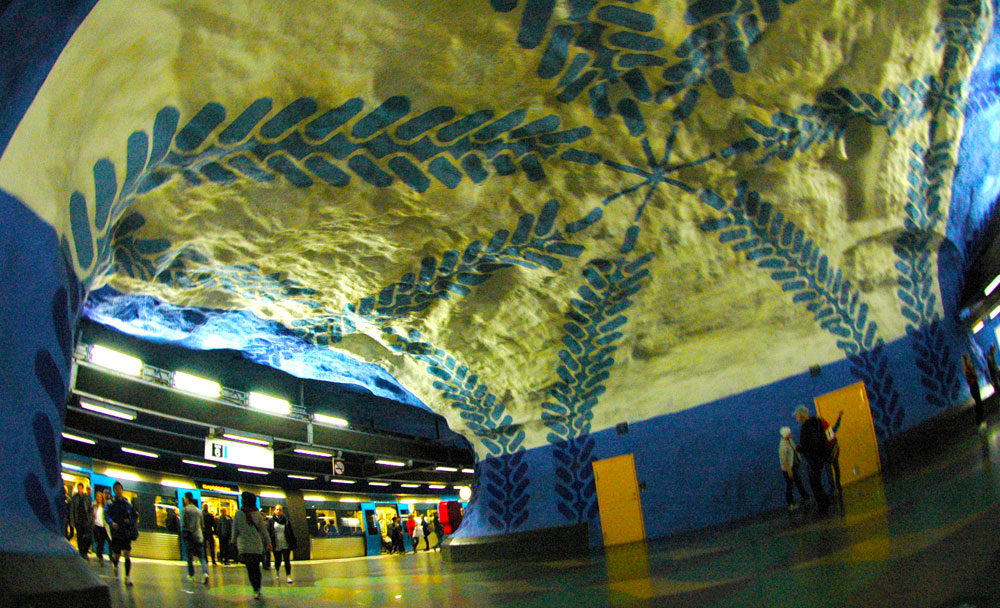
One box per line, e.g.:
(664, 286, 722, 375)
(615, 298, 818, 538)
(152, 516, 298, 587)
(779, 426, 810, 511)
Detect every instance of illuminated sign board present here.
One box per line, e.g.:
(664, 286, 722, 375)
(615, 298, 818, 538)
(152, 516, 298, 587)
(204, 438, 274, 469)
(198, 482, 240, 494)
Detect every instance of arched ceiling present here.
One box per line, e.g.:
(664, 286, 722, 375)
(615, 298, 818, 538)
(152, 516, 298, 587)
(0, 0, 993, 458)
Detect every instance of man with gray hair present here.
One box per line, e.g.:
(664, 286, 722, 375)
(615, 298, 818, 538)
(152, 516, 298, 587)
(795, 404, 831, 515)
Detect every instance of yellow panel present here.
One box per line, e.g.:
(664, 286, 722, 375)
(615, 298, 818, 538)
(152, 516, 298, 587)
(592, 454, 646, 547)
(814, 382, 881, 486)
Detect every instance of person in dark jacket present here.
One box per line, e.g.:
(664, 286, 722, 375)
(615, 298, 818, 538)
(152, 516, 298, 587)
(390, 516, 405, 554)
(267, 504, 298, 583)
(795, 405, 831, 515)
(432, 513, 445, 550)
(216, 508, 233, 565)
(69, 483, 94, 559)
(202, 504, 217, 566)
(106, 481, 139, 586)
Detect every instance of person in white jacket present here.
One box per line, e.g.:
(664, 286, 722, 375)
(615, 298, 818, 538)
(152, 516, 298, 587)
(779, 426, 810, 512)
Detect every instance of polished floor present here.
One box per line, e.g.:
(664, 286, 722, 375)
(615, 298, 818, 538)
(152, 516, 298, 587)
(95, 427, 1000, 608)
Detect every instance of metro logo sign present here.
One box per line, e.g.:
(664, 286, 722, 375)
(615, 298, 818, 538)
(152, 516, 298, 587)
(204, 438, 274, 469)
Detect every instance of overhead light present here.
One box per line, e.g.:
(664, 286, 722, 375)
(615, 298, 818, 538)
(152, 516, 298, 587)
(312, 413, 349, 427)
(376, 459, 405, 467)
(161, 479, 194, 489)
(294, 447, 332, 458)
(368, 482, 390, 487)
(304, 494, 326, 502)
(400, 483, 420, 488)
(62, 462, 85, 471)
(428, 484, 446, 489)
(435, 466, 458, 472)
(61, 432, 96, 445)
(458, 486, 472, 501)
(105, 468, 141, 482)
(974, 320, 985, 333)
(61, 472, 77, 482)
(183, 459, 216, 468)
(88, 345, 142, 376)
(80, 401, 136, 421)
(330, 478, 355, 485)
(991, 304, 1000, 320)
(339, 497, 359, 503)
(248, 391, 291, 414)
(461, 468, 475, 474)
(260, 491, 285, 499)
(288, 474, 316, 481)
(121, 446, 158, 459)
(238, 467, 268, 475)
(222, 433, 270, 446)
(172, 371, 221, 399)
(985, 275, 1000, 296)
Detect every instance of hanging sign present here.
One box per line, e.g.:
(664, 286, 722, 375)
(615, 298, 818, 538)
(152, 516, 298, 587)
(205, 438, 274, 469)
(333, 459, 345, 475)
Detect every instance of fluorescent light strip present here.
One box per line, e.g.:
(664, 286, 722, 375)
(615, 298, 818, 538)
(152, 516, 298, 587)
(161, 480, 194, 489)
(991, 304, 1000, 320)
(61, 472, 76, 482)
(222, 433, 270, 446)
(238, 467, 268, 475)
(428, 484, 446, 489)
(61, 432, 95, 445)
(986, 275, 1000, 296)
(400, 483, 420, 488)
(376, 459, 405, 467)
(304, 494, 326, 502)
(312, 413, 349, 427)
(461, 468, 475, 474)
(89, 345, 142, 376)
(339, 498, 359, 503)
(183, 459, 217, 468)
(368, 481, 390, 487)
(172, 371, 221, 399)
(62, 462, 85, 471)
(974, 320, 985, 333)
(105, 468, 141, 482)
(294, 447, 332, 458)
(435, 466, 458, 472)
(121, 446, 158, 458)
(247, 391, 291, 414)
(80, 401, 135, 421)
(260, 491, 285, 499)
(288, 474, 316, 480)
(329, 478, 355, 485)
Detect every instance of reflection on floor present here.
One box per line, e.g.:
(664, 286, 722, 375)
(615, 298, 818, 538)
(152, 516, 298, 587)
(99, 427, 1000, 608)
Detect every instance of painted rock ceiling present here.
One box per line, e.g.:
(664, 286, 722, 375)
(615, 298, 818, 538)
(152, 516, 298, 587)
(0, 0, 990, 457)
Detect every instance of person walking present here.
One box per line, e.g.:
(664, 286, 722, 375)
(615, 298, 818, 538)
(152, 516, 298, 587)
(216, 508, 233, 565)
(420, 515, 431, 551)
(181, 493, 209, 584)
(390, 516, 405, 554)
(778, 426, 810, 512)
(267, 504, 298, 584)
(106, 481, 138, 586)
(963, 353, 987, 432)
(202, 503, 217, 566)
(794, 405, 831, 516)
(92, 489, 111, 567)
(233, 491, 272, 600)
(432, 513, 445, 550)
(410, 513, 425, 553)
(69, 482, 94, 559)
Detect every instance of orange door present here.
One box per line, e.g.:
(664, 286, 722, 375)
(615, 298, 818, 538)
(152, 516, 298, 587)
(814, 382, 881, 486)
(592, 454, 646, 547)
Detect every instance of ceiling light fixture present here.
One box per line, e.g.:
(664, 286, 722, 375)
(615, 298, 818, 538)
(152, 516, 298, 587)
(376, 459, 405, 467)
(428, 484, 446, 489)
(974, 320, 985, 333)
(304, 494, 326, 502)
(121, 446, 158, 458)
(260, 491, 285, 499)
(368, 481, 390, 487)
(172, 371, 221, 399)
(288, 474, 316, 481)
(985, 275, 1000, 296)
(161, 479, 194, 489)
(247, 391, 291, 414)
(339, 497, 359, 503)
(435, 466, 458, 472)
(238, 467, 268, 475)
(294, 447, 332, 458)
(400, 483, 420, 488)
(61, 432, 96, 445)
(80, 401, 136, 421)
(461, 468, 475, 474)
(329, 478, 355, 485)
(183, 459, 217, 468)
(88, 345, 143, 376)
(222, 433, 270, 446)
(105, 468, 141, 482)
(312, 413, 349, 427)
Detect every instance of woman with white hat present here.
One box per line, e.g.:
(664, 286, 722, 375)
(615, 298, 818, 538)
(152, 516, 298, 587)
(779, 426, 810, 512)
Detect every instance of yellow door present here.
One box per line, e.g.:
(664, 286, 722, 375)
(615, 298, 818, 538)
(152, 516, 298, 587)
(592, 454, 646, 547)
(814, 382, 881, 486)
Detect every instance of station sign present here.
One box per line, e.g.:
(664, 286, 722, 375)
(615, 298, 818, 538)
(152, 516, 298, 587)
(204, 437, 274, 469)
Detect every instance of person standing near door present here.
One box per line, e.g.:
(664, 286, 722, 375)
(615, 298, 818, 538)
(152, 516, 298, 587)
(795, 405, 831, 516)
(267, 504, 297, 584)
(106, 481, 138, 586)
(778, 427, 810, 512)
(92, 489, 110, 566)
(69, 482, 94, 559)
(181, 493, 209, 585)
(216, 508, 233, 565)
(202, 503, 217, 566)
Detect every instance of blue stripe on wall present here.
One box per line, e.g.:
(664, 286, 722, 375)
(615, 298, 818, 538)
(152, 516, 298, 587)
(0, 0, 100, 158)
